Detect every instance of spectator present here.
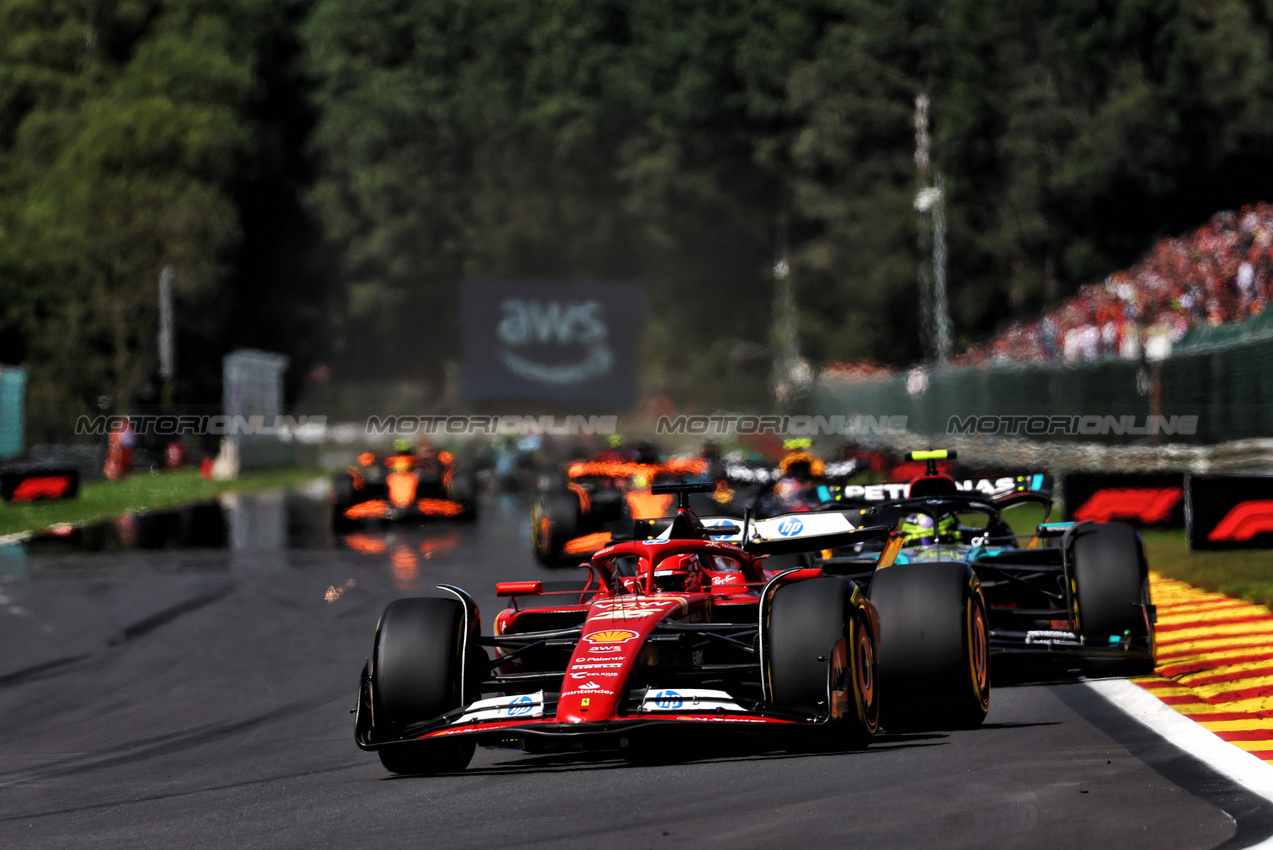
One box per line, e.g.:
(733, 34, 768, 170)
(954, 202, 1273, 366)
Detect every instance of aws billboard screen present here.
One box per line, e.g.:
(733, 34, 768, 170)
(460, 280, 644, 405)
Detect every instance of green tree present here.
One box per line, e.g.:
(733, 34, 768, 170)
(0, 0, 284, 437)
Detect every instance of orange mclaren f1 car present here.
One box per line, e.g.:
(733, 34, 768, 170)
(332, 444, 476, 529)
(530, 456, 731, 565)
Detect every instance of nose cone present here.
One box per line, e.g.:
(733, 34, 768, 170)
(554, 597, 688, 723)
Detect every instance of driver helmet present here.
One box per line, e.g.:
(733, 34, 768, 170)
(899, 512, 936, 545)
(900, 512, 959, 544)
(778, 449, 825, 481)
(651, 553, 701, 593)
(774, 477, 803, 504)
(936, 514, 959, 541)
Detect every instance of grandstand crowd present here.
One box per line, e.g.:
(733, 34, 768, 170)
(954, 203, 1273, 366)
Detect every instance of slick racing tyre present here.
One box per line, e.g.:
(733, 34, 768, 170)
(531, 490, 580, 566)
(370, 597, 477, 774)
(1071, 523, 1154, 675)
(330, 472, 358, 531)
(447, 471, 478, 522)
(766, 576, 878, 748)
(869, 562, 990, 731)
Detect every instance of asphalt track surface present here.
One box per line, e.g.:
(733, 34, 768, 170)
(1, 489, 1271, 849)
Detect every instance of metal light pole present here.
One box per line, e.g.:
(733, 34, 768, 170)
(772, 216, 803, 405)
(933, 174, 951, 366)
(914, 95, 935, 362)
(159, 266, 175, 405)
(914, 95, 952, 367)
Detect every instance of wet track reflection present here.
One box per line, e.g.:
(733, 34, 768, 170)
(0, 484, 1264, 849)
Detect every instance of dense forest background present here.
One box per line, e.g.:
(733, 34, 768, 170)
(3, 0, 1273, 428)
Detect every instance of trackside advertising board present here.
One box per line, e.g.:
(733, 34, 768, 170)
(0, 468, 80, 502)
(1187, 474, 1273, 551)
(1062, 472, 1186, 528)
(460, 280, 643, 405)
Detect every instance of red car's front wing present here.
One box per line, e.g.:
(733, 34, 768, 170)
(353, 670, 826, 753)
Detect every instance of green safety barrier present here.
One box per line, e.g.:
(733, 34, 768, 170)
(814, 335, 1273, 445)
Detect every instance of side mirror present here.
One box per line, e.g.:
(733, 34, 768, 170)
(496, 581, 543, 597)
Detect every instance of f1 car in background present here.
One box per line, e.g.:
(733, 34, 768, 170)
(356, 482, 991, 774)
(530, 455, 713, 565)
(811, 450, 1156, 682)
(331, 442, 477, 530)
(731, 440, 860, 517)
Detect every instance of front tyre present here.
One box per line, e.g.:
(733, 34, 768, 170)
(331, 472, 358, 531)
(447, 471, 479, 522)
(370, 597, 477, 774)
(531, 490, 581, 566)
(766, 576, 878, 747)
(1071, 523, 1154, 675)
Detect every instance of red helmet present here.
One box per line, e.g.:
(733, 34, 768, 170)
(650, 553, 702, 593)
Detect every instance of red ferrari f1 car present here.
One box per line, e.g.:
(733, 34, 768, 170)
(355, 482, 991, 774)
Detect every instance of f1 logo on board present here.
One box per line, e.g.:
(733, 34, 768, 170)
(1186, 475, 1273, 550)
(1, 469, 80, 502)
(1208, 501, 1273, 542)
(1073, 488, 1183, 524)
(776, 518, 804, 537)
(11, 476, 73, 501)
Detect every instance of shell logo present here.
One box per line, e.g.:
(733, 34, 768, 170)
(582, 629, 639, 644)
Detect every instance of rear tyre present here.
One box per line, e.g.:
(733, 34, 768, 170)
(869, 562, 990, 731)
(448, 472, 478, 522)
(1071, 523, 1154, 674)
(767, 576, 877, 747)
(331, 472, 357, 531)
(531, 490, 581, 566)
(371, 597, 477, 774)
(332, 472, 355, 506)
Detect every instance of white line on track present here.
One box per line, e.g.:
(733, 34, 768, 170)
(1089, 678, 1273, 848)
(0, 531, 32, 547)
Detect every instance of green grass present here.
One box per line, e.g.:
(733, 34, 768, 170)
(0, 467, 327, 537)
(1142, 529, 1273, 609)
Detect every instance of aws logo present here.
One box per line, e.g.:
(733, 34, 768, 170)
(496, 299, 613, 385)
(1073, 488, 1182, 524)
(1208, 501, 1273, 542)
